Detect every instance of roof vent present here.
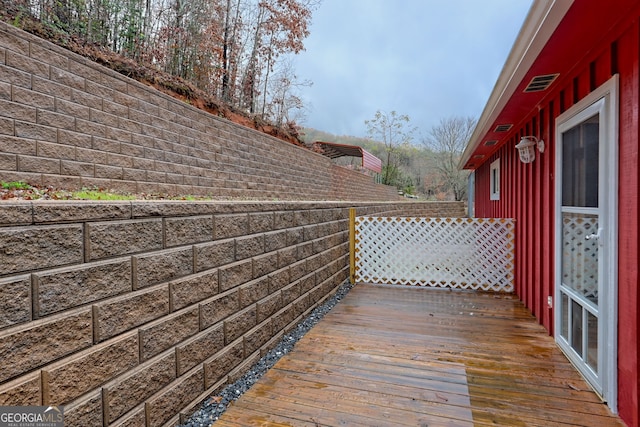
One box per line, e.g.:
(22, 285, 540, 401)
(524, 73, 559, 92)
(473, 155, 485, 160)
(484, 140, 498, 146)
(494, 124, 512, 132)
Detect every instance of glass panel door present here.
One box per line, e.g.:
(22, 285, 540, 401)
(557, 112, 603, 394)
(555, 76, 618, 411)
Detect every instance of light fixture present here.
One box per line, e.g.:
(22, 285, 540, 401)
(515, 136, 545, 163)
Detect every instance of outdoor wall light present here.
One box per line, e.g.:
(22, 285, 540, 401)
(515, 136, 545, 164)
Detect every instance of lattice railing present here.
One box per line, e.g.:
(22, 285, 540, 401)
(354, 217, 515, 292)
(561, 213, 598, 299)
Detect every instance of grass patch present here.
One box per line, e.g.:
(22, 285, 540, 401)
(0, 183, 221, 201)
(1, 181, 31, 190)
(66, 189, 137, 200)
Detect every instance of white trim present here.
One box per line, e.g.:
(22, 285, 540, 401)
(490, 158, 501, 200)
(468, 172, 476, 217)
(554, 75, 618, 413)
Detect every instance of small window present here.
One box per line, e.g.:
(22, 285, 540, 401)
(490, 158, 500, 200)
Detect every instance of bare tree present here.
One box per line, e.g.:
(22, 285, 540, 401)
(220, 0, 236, 101)
(263, 58, 311, 126)
(365, 110, 416, 186)
(423, 116, 476, 201)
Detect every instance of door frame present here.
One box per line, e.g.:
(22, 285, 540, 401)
(554, 74, 619, 412)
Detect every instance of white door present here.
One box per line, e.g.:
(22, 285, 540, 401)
(554, 76, 618, 412)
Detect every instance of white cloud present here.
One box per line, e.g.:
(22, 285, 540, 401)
(293, 0, 532, 138)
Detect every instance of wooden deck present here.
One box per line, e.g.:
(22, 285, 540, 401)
(214, 284, 625, 427)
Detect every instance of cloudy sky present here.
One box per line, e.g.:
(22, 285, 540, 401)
(292, 0, 533, 139)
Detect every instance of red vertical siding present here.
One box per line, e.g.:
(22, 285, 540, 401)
(616, 19, 639, 427)
(517, 133, 525, 299)
(533, 114, 543, 321)
(473, 14, 639, 426)
(577, 68, 591, 101)
(527, 120, 536, 315)
(594, 47, 611, 88)
(543, 103, 555, 332)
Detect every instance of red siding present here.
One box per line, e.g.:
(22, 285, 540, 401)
(474, 14, 639, 426)
(543, 104, 555, 331)
(616, 18, 639, 427)
(476, 125, 556, 317)
(362, 149, 382, 174)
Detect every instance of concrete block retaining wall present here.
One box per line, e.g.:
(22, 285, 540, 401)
(0, 200, 465, 427)
(0, 22, 399, 201)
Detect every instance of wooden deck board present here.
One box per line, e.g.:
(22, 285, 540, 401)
(214, 284, 624, 426)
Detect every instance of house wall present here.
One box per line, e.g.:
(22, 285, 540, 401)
(473, 12, 639, 427)
(0, 23, 399, 201)
(0, 200, 465, 427)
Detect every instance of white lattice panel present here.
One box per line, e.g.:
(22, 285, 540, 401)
(562, 213, 598, 299)
(354, 217, 515, 292)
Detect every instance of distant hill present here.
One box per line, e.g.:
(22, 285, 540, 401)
(301, 128, 455, 200)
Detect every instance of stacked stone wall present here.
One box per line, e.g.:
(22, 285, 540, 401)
(0, 200, 465, 427)
(0, 23, 399, 201)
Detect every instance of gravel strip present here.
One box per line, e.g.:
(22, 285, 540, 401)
(179, 280, 355, 427)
